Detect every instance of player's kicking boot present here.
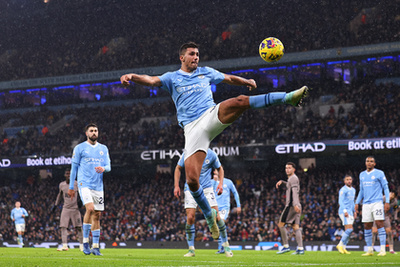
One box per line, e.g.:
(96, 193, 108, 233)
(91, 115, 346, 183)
(91, 247, 103, 256)
(336, 245, 350, 254)
(57, 244, 69, 251)
(362, 248, 374, 256)
(224, 246, 233, 257)
(277, 247, 290, 254)
(285, 86, 309, 107)
(206, 208, 219, 240)
(184, 247, 195, 257)
(377, 250, 386, 256)
(82, 242, 91, 255)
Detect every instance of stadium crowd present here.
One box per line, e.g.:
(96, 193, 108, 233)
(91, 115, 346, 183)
(0, 0, 399, 81)
(0, 165, 399, 244)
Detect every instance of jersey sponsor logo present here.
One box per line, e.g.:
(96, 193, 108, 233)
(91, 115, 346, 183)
(176, 82, 208, 93)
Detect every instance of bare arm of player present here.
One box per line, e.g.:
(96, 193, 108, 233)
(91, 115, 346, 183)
(222, 74, 257, 91)
(120, 73, 162, 87)
(215, 166, 224, 195)
(55, 185, 63, 206)
(174, 165, 183, 199)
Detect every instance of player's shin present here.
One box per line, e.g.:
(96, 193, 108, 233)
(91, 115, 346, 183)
(278, 227, 288, 247)
(92, 229, 100, 248)
(217, 219, 228, 244)
(365, 229, 373, 247)
(82, 223, 91, 243)
(295, 229, 303, 250)
(190, 185, 212, 218)
(185, 224, 195, 248)
(387, 231, 394, 250)
(249, 93, 286, 109)
(377, 227, 386, 250)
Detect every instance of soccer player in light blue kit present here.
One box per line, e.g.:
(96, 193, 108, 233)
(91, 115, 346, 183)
(174, 148, 233, 257)
(10, 201, 29, 246)
(121, 42, 308, 240)
(68, 123, 111, 256)
(355, 156, 390, 256)
(212, 169, 241, 254)
(336, 175, 356, 254)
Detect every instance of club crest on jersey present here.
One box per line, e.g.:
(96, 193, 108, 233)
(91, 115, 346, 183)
(205, 159, 210, 164)
(371, 176, 375, 180)
(100, 151, 104, 156)
(198, 75, 205, 79)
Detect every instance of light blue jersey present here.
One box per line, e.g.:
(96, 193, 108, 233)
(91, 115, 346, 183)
(212, 178, 241, 211)
(178, 148, 221, 191)
(158, 67, 225, 127)
(70, 141, 111, 191)
(11, 207, 28, 225)
(338, 185, 356, 215)
(355, 168, 390, 205)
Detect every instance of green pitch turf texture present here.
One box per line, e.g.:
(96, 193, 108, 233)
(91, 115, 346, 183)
(0, 248, 398, 266)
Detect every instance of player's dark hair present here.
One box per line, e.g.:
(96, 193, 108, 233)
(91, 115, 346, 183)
(366, 155, 375, 161)
(179, 42, 199, 56)
(84, 123, 98, 132)
(344, 174, 352, 180)
(286, 162, 296, 169)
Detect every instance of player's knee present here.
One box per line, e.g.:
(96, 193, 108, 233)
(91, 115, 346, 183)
(187, 215, 195, 225)
(234, 95, 249, 107)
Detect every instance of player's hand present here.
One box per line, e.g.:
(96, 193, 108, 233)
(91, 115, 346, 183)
(68, 189, 75, 198)
(344, 212, 349, 217)
(247, 79, 257, 91)
(174, 187, 181, 199)
(216, 183, 223, 195)
(354, 210, 358, 218)
(120, 74, 131, 86)
(294, 206, 301, 213)
(95, 166, 105, 173)
(236, 207, 242, 215)
(384, 202, 390, 213)
(355, 204, 359, 213)
(276, 180, 283, 189)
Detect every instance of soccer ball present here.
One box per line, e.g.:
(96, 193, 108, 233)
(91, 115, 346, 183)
(259, 37, 285, 63)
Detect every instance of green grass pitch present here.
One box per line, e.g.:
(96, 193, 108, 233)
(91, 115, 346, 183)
(0, 248, 398, 266)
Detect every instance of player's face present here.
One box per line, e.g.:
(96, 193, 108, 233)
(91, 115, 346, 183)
(86, 127, 98, 143)
(285, 164, 295, 177)
(344, 176, 352, 187)
(365, 157, 376, 171)
(15, 201, 21, 208)
(64, 170, 70, 181)
(180, 48, 199, 72)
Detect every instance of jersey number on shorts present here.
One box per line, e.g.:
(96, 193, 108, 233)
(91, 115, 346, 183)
(98, 197, 104, 205)
(375, 209, 383, 216)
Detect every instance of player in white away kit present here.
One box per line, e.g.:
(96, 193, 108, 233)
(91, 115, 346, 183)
(336, 175, 357, 254)
(68, 123, 111, 256)
(212, 169, 241, 254)
(355, 156, 390, 256)
(174, 148, 233, 257)
(10, 201, 28, 246)
(121, 42, 309, 239)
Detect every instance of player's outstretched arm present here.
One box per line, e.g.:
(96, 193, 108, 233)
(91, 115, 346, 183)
(120, 73, 162, 87)
(222, 74, 257, 91)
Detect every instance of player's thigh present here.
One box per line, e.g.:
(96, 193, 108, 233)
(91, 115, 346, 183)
(371, 202, 385, 221)
(219, 208, 230, 221)
(184, 190, 198, 209)
(15, 224, 25, 232)
(361, 203, 375, 223)
(70, 210, 82, 227)
(279, 206, 291, 223)
(339, 214, 354, 226)
(204, 187, 217, 208)
(60, 209, 73, 228)
(183, 105, 229, 158)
